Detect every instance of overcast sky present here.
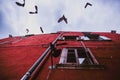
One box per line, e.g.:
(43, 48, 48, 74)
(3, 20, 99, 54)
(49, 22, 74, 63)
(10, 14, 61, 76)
(0, 0, 120, 39)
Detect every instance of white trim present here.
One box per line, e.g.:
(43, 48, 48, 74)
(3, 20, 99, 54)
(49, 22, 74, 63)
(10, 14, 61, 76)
(99, 36, 111, 40)
(59, 48, 68, 64)
(81, 35, 111, 41)
(81, 36, 90, 40)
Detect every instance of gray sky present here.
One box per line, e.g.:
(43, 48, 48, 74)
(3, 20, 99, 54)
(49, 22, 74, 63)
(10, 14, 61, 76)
(0, 0, 120, 39)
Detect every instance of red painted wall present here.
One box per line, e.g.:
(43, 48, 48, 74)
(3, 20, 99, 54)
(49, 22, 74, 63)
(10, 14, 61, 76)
(0, 31, 120, 80)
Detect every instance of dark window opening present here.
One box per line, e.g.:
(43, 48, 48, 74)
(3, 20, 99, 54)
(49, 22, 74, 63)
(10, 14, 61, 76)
(63, 36, 79, 40)
(77, 48, 87, 58)
(67, 49, 76, 63)
(86, 34, 99, 40)
(83, 32, 100, 40)
(77, 48, 92, 64)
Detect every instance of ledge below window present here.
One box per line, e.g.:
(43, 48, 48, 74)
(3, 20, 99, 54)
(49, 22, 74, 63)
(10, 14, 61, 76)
(55, 64, 105, 69)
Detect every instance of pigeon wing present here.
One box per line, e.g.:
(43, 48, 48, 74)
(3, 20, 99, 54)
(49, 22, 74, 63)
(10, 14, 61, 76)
(35, 5, 38, 11)
(64, 18, 68, 24)
(84, 3, 87, 8)
(88, 3, 92, 6)
(40, 27, 44, 33)
(85, 2, 92, 8)
(16, 2, 24, 7)
(29, 5, 38, 14)
(58, 17, 63, 23)
(29, 12, 35, 14)
(62, 15, 68, 24)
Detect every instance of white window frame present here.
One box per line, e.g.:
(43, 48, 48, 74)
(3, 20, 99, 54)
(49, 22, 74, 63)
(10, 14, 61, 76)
(59, 48, 78, 64)
(57, 47, 104, 69)
(81, 36, 111, 41)
(59, 48, 98, 65)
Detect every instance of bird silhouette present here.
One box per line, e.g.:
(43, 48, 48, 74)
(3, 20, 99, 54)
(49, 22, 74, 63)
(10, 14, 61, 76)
(84, 2, 92, 8)
(58, 15, 68, 24)
(40, 27, 44, 33)
(15, 0, 25, 7)
(26, 28, 29, 34)
(29, 5, 38, 14)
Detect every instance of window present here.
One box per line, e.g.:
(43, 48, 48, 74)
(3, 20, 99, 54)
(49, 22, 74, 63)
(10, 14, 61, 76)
(59, 36, 79, 41)
(81, 36, 90, 40)
(57, 47, 104, 69)
(59, 48, 93, 65)
(99, 36, 111, 40)
(81, 32, 111, 41)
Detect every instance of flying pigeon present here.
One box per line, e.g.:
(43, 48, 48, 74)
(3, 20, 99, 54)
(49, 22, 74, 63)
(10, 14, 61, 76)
(29, 5, 38, 14)
(40, 27, 44, 33)
(58, 15, 68, 24)
(15, 0, 25, 7)
(84, 2, 92, 8)
(26, 28, 29, 34)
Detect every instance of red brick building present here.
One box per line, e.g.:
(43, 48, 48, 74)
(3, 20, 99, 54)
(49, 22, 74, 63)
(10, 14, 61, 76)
(0, 31, 120, 80)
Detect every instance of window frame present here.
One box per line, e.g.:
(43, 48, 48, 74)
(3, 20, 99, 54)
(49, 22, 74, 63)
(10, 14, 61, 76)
(81, 35, 111, 41)
(57, 47, 104, 69)
(58, 36, 80, 41)
(59, 47, 96, 65)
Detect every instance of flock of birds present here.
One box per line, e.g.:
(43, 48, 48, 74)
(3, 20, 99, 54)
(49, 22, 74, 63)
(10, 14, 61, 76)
(15, 0, 92, 34)
(16, 0, 38, 14)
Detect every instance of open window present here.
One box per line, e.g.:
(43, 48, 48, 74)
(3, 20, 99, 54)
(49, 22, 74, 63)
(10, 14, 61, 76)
(67, 49, 77, 63)
(81, 32, 111, 41)
(59, 48, 94, 65)
(59, 36, 79, 41)
(57, 47, 104, 69)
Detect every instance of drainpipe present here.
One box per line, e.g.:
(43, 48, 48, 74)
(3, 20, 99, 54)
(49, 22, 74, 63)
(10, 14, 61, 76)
(21, 32, 62, 80)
